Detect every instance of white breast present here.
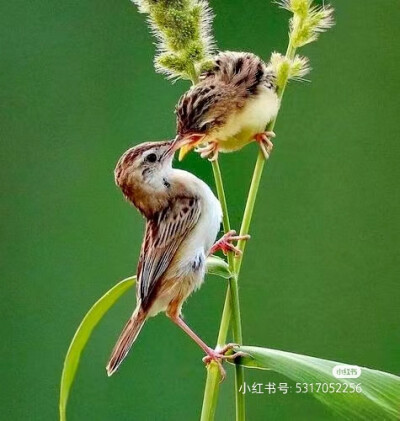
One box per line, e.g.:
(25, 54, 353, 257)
(173, 169, 222, 268)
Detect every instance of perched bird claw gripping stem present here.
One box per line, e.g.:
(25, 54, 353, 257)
(202, 344, 248, 382)
(166, 315, 245, 382)
(254, 131, 276, 160)
(210, 230, 251, 257)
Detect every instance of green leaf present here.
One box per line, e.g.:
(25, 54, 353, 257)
(59, 276, 136, 421)
(231, 346, 400, 420)
(59, 258, 230, 420)
(59, 257, 230, 420)
(206, 255, 231, 279)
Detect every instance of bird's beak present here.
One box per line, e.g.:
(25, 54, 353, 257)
(161, 139, 183, 161)
(170, 134, 205, 161)
(178, 145, 192, 161)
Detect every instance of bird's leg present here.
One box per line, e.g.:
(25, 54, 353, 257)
(167, 314, 245, 381)
(202, 343, 247, 367)
(195, 141, 219, 161)
(254, 131, 276, 160)
(209, 230, 251, 257)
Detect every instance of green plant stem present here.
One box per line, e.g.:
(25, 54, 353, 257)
(184, 75, 238, 421)
(199, 160, 245, 421)
(235, 40, 296, 269)
(189, 65, 199, 84)
(211, 160, 233, 264)
(201, 40, 297, 421)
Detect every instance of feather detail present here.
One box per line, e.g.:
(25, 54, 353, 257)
(106, 306, 147, 376)
(176, 51, 277, 141)
(138, 195, 201, 309)
(200, 51, 275, 92)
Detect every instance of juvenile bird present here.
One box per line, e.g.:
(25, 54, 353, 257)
(107, 140, 249, 378)
(176, 51, 280, 161)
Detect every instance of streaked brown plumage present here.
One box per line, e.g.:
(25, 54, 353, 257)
(107, 140, 248, 378)
(176, 51, 280, 160)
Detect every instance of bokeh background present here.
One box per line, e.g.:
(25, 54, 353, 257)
(1, 0, 399, 419)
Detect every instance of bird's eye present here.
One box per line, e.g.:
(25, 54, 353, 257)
(146, 153, 157, 163)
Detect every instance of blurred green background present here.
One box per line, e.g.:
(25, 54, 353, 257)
(1, 0, 399, 419)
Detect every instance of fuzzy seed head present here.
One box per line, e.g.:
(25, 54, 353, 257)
(278, 0, 310, 19)
(131, 0, 215, 81)
(278, 0, 334, 48)
(270, 52, 311, 90)
(289, 55, 311, 80)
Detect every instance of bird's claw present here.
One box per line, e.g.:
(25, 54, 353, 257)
(210, 230, 251, 257)
(202, 344, 247, 382)
(202, 353, 226, 382)
(254, 131, 276, 160)
(195, 141, 219, 161)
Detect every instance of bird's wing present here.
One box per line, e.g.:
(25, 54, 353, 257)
(137, 195, 201, 309)
(200, 51, 272, 94)
(176, 84, 221, 134)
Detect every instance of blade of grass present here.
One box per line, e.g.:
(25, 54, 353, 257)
(59, 276, 136, 421)
(230, 346, 400, 421)
(59, 258, 231, 421)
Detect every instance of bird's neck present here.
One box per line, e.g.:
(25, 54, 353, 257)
(129, 168, 174, 218)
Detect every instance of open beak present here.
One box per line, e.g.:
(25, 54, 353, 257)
(173, 134, 205, 161)
(178, 144, 191, 161)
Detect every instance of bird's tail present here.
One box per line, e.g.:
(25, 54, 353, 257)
(106, 306, 146, 376)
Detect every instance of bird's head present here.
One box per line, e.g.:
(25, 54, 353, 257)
(114, 140, 181, 213)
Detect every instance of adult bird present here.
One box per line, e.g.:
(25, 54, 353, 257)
(107, 140, 248, 378)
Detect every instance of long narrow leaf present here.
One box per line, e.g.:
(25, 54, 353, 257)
(231, 345, 400, 420)
(59, 276, 136, 421)
(59, 256, 230, 420)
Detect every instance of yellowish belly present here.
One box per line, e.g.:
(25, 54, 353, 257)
(214, 126, 258, 152)
(206, 85, 279, 153)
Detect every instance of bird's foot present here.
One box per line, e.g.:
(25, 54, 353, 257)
(202, 344, 247, 382)
(210, 230, 250, 257)
(254, 131, 276, 160)
(195, 141, 219, 161)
